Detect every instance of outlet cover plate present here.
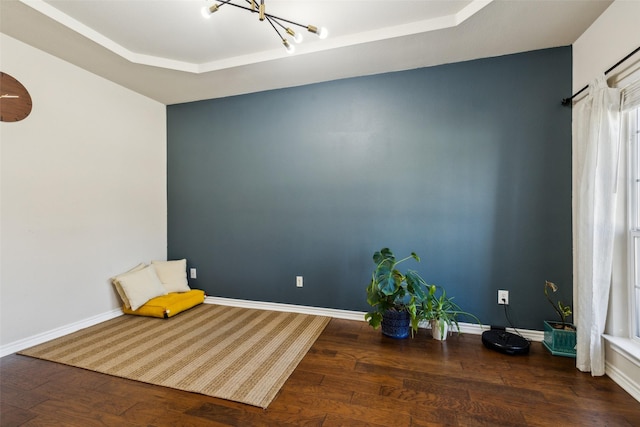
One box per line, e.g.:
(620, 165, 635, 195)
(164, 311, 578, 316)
(498, 290, 509, 305)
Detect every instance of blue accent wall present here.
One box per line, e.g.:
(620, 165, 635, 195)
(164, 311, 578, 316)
(167, 47, 572, 330)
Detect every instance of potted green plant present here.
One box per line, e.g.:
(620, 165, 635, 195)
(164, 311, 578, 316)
(365, 248, 429, 338)
(543, 280, 576, 357)
(421, 285, 481, 340)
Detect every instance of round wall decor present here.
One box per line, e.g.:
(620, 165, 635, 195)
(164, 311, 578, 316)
(1, 72, 32, 122)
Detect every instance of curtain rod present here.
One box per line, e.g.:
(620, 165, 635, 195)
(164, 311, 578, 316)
(561, 46, 640, 106)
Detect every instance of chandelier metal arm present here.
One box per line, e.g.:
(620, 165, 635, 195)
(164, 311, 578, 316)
(214, 0, 308, 30)
(212, 0, 235, 11)
(265, 16, 284, 40)
(265, 16, 295, 52)
(268, 15, 291, 33)
(219, 1, 257, 14)
(260, 13, 306, 31)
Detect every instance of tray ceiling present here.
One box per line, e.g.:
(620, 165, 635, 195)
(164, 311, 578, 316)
(0, 0, 613, 104)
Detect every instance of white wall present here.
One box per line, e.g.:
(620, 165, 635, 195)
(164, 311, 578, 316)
(0, 34, 167, 352)
(572, 0, 640, 93)
(572, 0, 640, 402)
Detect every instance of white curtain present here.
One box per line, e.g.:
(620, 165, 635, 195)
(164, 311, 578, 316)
(573, 75, 621, 376)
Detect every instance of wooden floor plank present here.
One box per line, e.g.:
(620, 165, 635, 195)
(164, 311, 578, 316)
(2, 317, 639, 426)
(0, 403, 38, 426)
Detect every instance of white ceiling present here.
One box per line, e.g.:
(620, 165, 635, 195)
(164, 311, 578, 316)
(1, 0, 613, 105)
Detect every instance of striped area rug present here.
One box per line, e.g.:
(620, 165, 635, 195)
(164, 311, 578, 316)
(19, 304, 330, 408)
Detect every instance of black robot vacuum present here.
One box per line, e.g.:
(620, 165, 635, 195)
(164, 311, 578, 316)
(482, 328, 530, 355)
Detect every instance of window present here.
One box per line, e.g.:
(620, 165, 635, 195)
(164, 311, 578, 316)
(619, 72, 640, 343)
(631, 105, 640, 340)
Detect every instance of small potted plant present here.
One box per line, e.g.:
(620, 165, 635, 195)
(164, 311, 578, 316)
(543, 280, 576, 357)
(365, 248, 429, 338)
(421, 285, 481, 340)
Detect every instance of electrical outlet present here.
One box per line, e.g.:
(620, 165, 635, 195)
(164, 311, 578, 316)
(296, 276, 303, 288)
(190, 268, 197, 279)
(498, 290, 509, 305)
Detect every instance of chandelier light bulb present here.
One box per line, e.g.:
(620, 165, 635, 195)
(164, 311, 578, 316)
(317, 26, 328, 39)
(283, 39, 295, 54)
(286, 28, 303, 44)
(201, 4, 218, 19)
(307, 25, 328, 39)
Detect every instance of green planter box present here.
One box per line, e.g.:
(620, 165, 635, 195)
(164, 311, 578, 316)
(543, 320, 576, 358)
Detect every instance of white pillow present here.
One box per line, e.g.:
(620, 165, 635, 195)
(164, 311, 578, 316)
(152, 259, 191, 293)
(112, 263, 146, 309)
(116, 264, 167, 311)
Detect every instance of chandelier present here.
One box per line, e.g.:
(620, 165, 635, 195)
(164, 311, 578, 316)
(201, 0, 328, 54)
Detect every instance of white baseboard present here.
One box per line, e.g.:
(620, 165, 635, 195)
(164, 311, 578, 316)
(2, 298, 545, 359)
(606, 361, 640, 403)
(205, 297, 544, 342)
(604, 335, 640, 403)
(1, 308, 123, 358)
(205, 296, 366, 321)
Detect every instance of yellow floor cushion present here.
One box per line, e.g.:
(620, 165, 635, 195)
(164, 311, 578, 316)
(122, 289, 205, 318)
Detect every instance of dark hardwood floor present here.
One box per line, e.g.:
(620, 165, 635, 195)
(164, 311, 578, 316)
(2, 318, 639, 426)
